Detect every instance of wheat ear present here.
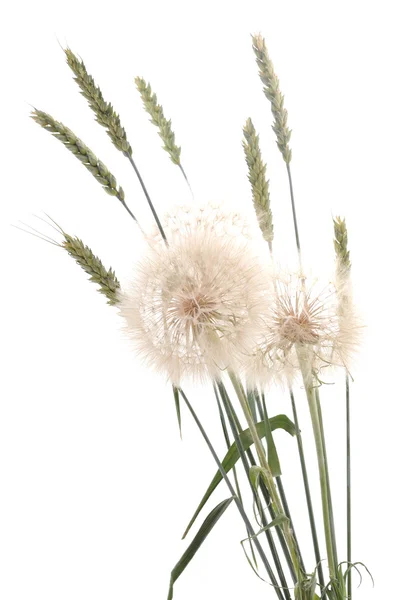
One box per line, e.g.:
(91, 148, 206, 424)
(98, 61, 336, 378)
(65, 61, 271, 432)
(251, 34, 292, 165)
(64, 48, 132, 156)
(64, 49, 165, 239)
(62, 233, 120, 305)
(242, 118, 273, 245)
(135, 77, 181, 166)
(31, 109, 138, 221)
(333, 216, 351, 270)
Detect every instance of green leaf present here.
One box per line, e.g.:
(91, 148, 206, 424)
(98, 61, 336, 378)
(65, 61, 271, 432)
(240, 514, 289, 581)
(182, 415, 296, 539)
(249, 465, 269, 490)
(294, 570, 317, 599)
(172, 386, 182, 439)
(168, 498, 233, 600)
(252, 514, 289, 536)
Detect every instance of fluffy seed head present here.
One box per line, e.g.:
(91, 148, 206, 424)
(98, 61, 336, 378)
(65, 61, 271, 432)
(245, 269, 361, 388)
(118, 207, 271, 384)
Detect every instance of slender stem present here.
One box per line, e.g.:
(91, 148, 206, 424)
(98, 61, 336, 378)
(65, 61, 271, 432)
(125, 152, 168, 243)
(247, 388, 258, 423)
(218, 382, 297, 583)
(286, 164, 301, 257)
(256, 391, 306, 574)
(214, 386, 260, 574)
(290, 389, 325, 589)
(213, 385, 243, 503)
(253, 391, 265, 420)
(228, 372, 304, 586)
(178, 164, 194, 198)
(119, 198, 138, 223)
(346, 374, 352, 599)
(315, 387, 338, 571)
(179, 388, 285, 600)
(217, 384, 292, 600)
(276, 477, 306, 574)
(297, 355, 336, 581)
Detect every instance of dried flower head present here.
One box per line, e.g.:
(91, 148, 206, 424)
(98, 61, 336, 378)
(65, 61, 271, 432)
(245, 269, 361, 388)
(118, 209, 271, 384)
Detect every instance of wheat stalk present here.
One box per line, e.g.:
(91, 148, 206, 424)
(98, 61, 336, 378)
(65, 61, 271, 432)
(64, 48, 165, 238)
(135, 76, 182, 166)
(65, 48, 132, 156)
(251, 34, 292, 165)
(62, 233, 120, 305)
(333, 215, 353, 600)
(31, 110, 136, 215)
(242, 118, 273, 245)
(333, 216, 351, 270)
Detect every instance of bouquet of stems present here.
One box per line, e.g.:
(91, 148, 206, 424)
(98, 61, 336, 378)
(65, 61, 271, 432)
(26, 34, 370, 600)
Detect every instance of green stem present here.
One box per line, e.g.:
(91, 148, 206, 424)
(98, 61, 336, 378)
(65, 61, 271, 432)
(276, 477, 306, 574)
(213, 384, 242, 500)
(346, 374, 352, 599)
(289, 389, 325, 590)
(217, 384, 292, 600)
(218, 382, 297, 584)
(179, 388, 285, 600)
(125, 152, 168, 243)
(315, 387, 338, 571)
(228, 371, 304, 586)
(178, 164, 194, 198)
(213, 385, 239, 504)
(297, 354, 336, 581)
(256, 391, 306, 574)
(119, 198, 138, 223)
(247, 388, 258, 423)
(286, 164, 301, 258)
(214, 385, 261, 576)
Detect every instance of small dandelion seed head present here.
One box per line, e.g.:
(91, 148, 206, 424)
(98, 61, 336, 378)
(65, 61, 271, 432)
(118, 207, 272, 385)
(245, 267, 362, 388)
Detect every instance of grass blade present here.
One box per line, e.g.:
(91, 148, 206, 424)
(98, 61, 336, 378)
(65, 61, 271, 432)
(172, 385, 182, 439)
(168, 498, 233, 600)
(182, 415, 296, 539)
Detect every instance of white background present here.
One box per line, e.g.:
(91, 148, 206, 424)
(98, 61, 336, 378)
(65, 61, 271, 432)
(1, 1, 397, 599)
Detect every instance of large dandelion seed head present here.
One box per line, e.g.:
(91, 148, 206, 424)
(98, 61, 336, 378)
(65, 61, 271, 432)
(245, 268, 362, 388)
(119, 206, 272, 385)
